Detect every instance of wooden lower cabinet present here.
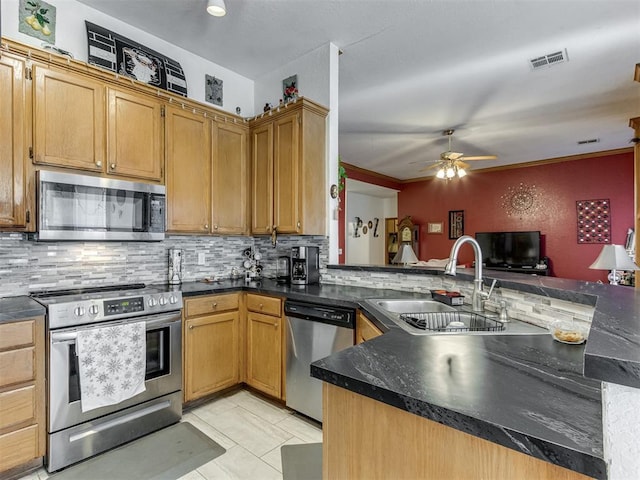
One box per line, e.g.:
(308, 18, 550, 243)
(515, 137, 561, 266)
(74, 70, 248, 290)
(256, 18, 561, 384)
(322, 383, 594, 480)
(356, 311, 383, 344)
(183, 294, 241, 402)
(0, 318, 45, 475)
(245, 294, 283, 399)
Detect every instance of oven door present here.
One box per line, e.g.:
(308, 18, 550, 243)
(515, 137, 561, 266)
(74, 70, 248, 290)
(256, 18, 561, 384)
(48, 312, 182, 433)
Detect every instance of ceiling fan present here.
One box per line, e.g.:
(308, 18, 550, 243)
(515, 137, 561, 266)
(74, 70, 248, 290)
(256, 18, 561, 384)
(420, 129, 497, 179)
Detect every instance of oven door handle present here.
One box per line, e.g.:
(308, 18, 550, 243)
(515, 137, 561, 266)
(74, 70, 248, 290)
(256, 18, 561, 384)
(50, 312, 181, 344)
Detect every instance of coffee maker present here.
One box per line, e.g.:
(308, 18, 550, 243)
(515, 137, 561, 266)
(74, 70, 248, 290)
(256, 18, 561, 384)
(290, 246, 320, 285)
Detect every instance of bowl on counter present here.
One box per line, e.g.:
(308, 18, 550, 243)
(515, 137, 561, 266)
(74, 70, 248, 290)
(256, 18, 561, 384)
(549, 319, 588, 344)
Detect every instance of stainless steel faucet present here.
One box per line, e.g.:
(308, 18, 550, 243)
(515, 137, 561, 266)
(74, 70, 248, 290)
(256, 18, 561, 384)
(444, 235, 493, 312)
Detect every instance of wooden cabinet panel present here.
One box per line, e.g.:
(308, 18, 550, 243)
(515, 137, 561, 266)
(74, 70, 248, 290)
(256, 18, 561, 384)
(246, 294, 281, 317)
(0, 424, 40, 472)
(185, 293, 239, 318)
(166, 107, 211, 233)
(273, 113, 300, 233)
(0, 385, 36, 431)
(212, 121, 249, 234)
(251, 123, 273, 234)
(0, 54, 26, 228)
(184, 311, 239, 401)
(356, 312, 383, 344)
(246, 311, 281, 398)
(0, 347, 34, 388)
(107, 88, 163, 181)
(33, 65, 105, 171)
(0, 320, 34, 350)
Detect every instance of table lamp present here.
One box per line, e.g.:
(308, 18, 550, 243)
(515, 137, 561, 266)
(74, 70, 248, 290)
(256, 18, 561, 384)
(588, 244, 639, 285)
(392, 243, 419, 265)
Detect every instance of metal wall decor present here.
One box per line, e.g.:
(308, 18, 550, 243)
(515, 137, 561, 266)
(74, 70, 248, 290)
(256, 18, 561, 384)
(576, 199, 610, 244)
(501, 183, 540, 217)
(449, 210, 464, 239)
(85, 21, 188, 97)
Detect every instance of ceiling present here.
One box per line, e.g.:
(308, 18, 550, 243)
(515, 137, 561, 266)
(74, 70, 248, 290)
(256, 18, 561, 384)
(78, 0, 640, 180)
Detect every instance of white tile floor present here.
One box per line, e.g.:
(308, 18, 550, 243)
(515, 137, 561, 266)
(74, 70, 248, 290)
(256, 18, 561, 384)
(20, 389, 322, 480)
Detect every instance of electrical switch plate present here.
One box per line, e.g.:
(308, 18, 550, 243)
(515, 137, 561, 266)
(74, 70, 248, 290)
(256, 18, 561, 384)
(198, 253, 206, 265)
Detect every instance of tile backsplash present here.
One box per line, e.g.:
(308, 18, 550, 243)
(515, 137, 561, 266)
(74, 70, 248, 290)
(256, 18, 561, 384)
(0, 233, 328, 296)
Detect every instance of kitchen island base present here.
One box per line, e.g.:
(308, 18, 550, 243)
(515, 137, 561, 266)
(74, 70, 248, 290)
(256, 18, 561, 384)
(322, 383, 594, 480)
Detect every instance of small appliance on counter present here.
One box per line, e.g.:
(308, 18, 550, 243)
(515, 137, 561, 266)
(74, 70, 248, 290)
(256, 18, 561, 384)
(276, 256, 291, 283)
(168, 248, 183, 284)
(291, 246, 320, 285)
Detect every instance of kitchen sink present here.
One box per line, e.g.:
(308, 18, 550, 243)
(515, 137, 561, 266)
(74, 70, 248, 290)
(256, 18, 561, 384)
(363, 298, 549, 336)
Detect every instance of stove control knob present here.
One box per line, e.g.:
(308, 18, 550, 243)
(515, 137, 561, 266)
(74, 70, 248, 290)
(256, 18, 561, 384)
(74, 306, 86, 317)
(148, 298, 158, 307)
(159, 297, 168, 306)
(89, 305, 99, 315)
(169, 295, 177, 305)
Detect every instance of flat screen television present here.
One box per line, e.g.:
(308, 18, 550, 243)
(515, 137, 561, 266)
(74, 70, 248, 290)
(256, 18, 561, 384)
(475, 231, 541, 268)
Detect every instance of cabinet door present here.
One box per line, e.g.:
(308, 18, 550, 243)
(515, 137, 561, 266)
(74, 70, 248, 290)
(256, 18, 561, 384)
(165, 107, 211, 233)
(251, 123, 274, 234)
(246, 311, 281, 398)
(273, 113, 300, 233)
(0, 55, 26, 227)
(106, 88, 163, 181)
(184, 311, 239, 402)
(33, 65, 105, 171)
(212, 122, 249, 234)
(356, 312, 383, 344)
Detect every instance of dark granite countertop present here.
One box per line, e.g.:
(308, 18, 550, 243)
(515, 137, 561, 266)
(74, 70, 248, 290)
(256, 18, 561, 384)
(179, 277, 605, 477)
(0, 296, 46, 324)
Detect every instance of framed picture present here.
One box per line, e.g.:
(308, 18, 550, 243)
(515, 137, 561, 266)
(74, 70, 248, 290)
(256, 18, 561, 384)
(449, 210, 464, 239)
(427, 222, 443, 234)
(282, 75, 299, 102)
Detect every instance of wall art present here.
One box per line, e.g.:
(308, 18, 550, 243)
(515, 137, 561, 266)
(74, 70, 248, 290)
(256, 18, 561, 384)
(282, 74, 299, 102)
(205, 75, 223, 106)
(19, 0, 56, 44)
(501, 183, 540, 217)
(85, 21, 187, 97)
(427, 222, 443, 234)
(449, 210, 464, 239)
(576, 198, 610, 244)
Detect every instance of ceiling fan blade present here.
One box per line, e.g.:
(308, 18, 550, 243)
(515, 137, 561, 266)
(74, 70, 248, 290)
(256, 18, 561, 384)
(447, 152, 464, 160)
(456, 160, 470, 169)
(419, 163, 444, 172)
(460, 155, 497, 161)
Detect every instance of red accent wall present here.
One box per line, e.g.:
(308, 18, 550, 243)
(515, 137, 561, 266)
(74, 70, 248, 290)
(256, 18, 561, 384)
(398, 152, 634, 282)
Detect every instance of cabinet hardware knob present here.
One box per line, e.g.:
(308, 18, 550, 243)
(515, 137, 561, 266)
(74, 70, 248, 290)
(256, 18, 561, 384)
(273, 322, 278, 328)
(110, 163, 116, 169)
(189, 325, 194, 330)
(204, 224, 209, 229)
(214, 225, 218, 230)
(96, 160, 102, 167)
(212, 302, 218, 308)
(259, 303, 264, 309)
(297, 221, 301, 228)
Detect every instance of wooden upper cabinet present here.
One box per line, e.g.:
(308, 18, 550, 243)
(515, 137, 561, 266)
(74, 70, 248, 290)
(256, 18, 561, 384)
(273, 113, 301, 233)
(32, 65, 105, 172)
(212, 121, 249, 235)
(251, 123, 274, 234)
(0, 54, 27, 228)
(106, 87, 163, 182)
(249, 99, 328, 236)
(165, 107, 211, 233)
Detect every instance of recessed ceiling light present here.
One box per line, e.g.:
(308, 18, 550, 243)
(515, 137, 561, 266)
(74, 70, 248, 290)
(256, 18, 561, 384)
(207, 0, 226, 17)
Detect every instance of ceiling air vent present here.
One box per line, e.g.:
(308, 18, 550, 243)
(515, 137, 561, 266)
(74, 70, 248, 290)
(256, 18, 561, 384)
(529, 49, 568, 70)
(577, 138, 600, 145)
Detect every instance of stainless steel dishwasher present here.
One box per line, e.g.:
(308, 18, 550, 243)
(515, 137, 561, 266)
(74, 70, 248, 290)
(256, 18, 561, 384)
(284, 300, 355, 422)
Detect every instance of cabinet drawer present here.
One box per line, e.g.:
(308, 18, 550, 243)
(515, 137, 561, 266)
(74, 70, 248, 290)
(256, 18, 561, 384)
(0, 321, 34, 351)
(0, 347, 35, 388)
(0, 385, 36, 431)
(0, 424, 40, 471)
(246, 294, 281, 317)
(185, 293, 240, 318)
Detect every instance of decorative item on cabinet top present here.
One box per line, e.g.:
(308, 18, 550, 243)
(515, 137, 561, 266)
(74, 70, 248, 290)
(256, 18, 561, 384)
(205, 75, 223, 106)
(19, 0, 56, 43)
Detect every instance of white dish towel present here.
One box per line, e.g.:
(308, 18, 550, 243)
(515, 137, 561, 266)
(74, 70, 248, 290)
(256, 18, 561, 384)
(76, 321, 147, 413)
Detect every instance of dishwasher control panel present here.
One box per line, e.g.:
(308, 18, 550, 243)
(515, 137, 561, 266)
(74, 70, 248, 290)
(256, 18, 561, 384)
(284, 301, 355, 329)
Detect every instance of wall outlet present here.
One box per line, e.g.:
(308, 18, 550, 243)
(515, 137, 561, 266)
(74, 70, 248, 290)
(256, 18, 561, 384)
(197, 252, 206, 265)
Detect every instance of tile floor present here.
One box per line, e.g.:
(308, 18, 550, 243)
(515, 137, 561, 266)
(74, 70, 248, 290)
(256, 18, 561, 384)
(20, 389, 322, 480)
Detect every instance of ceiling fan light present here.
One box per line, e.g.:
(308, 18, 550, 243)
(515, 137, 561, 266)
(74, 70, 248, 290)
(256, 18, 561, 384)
(457, 168, 467, 178)
(436, 168, 446, 179)
(446, 167, 456, 178)
(207, 0, 226, 16)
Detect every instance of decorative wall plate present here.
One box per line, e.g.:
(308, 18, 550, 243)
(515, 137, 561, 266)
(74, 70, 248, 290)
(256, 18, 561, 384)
(501, 183, 539, 216)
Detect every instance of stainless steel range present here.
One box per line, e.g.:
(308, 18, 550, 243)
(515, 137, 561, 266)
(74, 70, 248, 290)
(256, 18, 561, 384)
(31, 284, 183, 472)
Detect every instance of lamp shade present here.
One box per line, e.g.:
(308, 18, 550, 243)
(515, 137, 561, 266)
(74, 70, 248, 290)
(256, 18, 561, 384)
(207, 0, 226, 16)
(589, 244, 639, 271)
(392, 243, 419, 265)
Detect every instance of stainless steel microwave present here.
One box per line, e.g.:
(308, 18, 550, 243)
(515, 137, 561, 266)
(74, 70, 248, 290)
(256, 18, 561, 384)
(37, 171, 165, 241)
